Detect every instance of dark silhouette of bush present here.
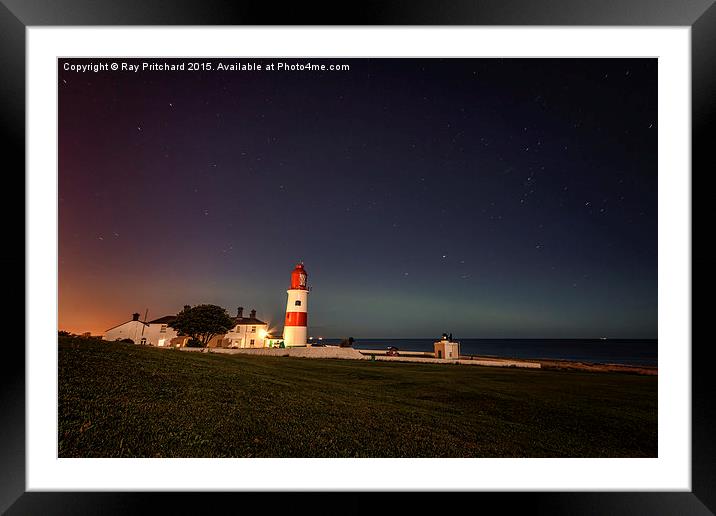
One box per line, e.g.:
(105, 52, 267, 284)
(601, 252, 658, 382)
(339, 337, 355, 348)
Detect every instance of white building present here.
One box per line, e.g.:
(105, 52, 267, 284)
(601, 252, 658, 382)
(103, 312, 179, 346)
(221, 307, 269, 348)
(103, 306, 272, 349)
(146, 315, 180, 347)
(434, 334, 460, 360)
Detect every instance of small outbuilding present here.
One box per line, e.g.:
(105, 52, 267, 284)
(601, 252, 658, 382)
(434, 334, 460, 360)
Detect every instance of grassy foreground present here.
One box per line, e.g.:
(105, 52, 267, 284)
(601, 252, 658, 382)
(59, 337, 657, 457)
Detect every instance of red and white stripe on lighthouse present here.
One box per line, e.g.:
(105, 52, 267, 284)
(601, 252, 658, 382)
(284, 262, 309, 347)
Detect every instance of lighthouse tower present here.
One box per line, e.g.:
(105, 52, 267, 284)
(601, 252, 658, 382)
(284, 262, 309, 347)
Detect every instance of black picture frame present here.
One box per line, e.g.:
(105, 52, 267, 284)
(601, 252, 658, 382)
(4, 1, 708, 513)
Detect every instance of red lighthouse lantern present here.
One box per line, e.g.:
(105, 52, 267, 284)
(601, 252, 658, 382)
(290, 263, 308, 290)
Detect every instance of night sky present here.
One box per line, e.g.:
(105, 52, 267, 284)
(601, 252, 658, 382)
(59, 58, 657, 338)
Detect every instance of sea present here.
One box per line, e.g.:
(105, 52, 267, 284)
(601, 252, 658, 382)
(314, 338, 657, 367)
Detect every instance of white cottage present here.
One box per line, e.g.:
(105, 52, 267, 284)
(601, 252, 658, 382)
(103, 312, 179, 346)
(104, 306, 271, 348)
(145, 315, 180, 347)
(221, 307, 269, 348)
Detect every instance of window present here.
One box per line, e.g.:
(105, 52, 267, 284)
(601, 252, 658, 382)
(160, 324, 167, 333)
(250, 339, 255, 346)
(295, 300, 301, 306)
(251, 326, 256, 333)
(140, 337, 147, 345)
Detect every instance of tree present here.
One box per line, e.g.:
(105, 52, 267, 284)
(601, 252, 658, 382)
(170, 304, 235, 348)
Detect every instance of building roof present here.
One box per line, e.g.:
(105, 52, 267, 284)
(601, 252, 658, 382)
(107, 313, 265, 332)
(234, 316, 266, 325)
(104, 319, 148, 332)
(148, 315, 177, 325)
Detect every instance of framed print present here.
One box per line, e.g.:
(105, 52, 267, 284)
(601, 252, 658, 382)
(4, 0, 710, 513)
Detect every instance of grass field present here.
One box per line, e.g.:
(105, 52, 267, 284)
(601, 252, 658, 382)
(58, 336, 657, 457)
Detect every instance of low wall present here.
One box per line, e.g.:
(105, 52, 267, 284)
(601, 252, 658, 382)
(179, 346, 540, 368)
(370, 355, 541, 368)
(359, 349, 434, 357)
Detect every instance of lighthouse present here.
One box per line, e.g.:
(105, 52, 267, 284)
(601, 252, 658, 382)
(284, 262, 309, 347)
